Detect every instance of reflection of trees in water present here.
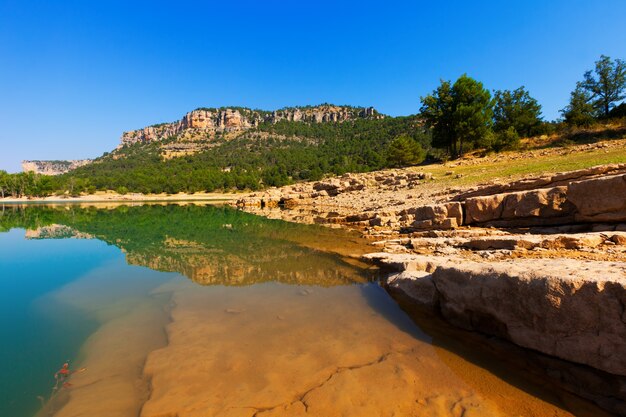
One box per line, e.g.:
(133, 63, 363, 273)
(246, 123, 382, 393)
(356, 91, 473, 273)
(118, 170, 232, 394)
(0, 204, 368, 286)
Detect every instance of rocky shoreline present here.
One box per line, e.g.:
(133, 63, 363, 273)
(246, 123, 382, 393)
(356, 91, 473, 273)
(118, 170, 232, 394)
(234, 163, 626, 415)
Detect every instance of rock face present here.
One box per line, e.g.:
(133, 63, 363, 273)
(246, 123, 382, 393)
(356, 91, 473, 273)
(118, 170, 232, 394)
(365, 253, 626, 414)
(431, 259, 626, 376)
(569, 174, 626, 222)
(398, 202, 463, 230)
(22, 159, 92, 175)
(237, 165, 626, 234)
(120, 105, 382, 146)
(463, 173, 626, 228)
(464, 186, 575, 226)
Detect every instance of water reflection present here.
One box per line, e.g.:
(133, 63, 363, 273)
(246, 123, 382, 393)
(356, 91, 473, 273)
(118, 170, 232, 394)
(1, 204, 371, 287)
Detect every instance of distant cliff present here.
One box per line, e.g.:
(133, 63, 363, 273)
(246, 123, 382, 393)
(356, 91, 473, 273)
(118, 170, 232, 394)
(120, 105, 383, 146)
(22, 159, 92, 175)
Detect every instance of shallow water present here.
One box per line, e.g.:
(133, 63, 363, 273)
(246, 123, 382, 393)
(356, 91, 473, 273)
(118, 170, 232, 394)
(0, 204, 610, 417)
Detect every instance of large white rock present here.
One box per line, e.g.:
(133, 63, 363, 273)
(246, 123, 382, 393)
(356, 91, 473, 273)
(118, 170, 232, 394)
(432, 259, 626, 376)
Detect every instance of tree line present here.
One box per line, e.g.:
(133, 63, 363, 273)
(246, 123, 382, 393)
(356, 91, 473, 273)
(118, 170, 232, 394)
(420, 55, 625, 158)
(1, 55, 624, 198)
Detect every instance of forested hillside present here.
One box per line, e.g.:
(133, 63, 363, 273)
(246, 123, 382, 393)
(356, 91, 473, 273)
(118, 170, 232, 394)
(64, 115, 428, 194)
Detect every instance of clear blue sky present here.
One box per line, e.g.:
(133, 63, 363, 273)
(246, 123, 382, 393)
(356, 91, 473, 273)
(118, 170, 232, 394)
(1, 0, 625, 172)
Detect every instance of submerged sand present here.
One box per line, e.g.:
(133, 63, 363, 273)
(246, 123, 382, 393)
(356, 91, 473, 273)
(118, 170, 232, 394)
(46, 276, 598, 417)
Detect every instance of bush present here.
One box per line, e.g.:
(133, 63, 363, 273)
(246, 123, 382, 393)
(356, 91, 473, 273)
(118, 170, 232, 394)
(482, 127, 520, 152)
(532, 121, 557, 136)
(116, 186, 129, 195)
(386, 135, 426, 167)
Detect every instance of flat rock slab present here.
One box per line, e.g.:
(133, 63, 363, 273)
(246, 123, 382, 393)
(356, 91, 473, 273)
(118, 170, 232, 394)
(433, 259, 626, 376)
(368, 253, 626, 377)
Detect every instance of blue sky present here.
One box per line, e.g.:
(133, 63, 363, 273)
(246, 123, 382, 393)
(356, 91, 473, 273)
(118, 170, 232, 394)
(1, 0, 625, 172)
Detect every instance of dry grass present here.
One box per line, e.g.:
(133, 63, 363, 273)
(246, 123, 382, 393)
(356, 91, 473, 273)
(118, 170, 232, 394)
(413, 138, 626, 189)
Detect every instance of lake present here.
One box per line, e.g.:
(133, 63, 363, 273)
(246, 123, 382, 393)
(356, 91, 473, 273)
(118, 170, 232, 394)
(0, 204, 609, 417)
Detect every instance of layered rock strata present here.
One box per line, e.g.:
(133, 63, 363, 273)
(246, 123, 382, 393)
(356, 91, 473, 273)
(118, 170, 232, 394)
(234, 162, 626, 414)
(120, 105, 382, 146)
(237, 164, 626, 232)
(22, 159, 92, 175)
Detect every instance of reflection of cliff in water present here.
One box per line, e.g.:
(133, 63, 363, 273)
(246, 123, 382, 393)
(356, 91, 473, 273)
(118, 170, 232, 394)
(0, 204, 370, 286)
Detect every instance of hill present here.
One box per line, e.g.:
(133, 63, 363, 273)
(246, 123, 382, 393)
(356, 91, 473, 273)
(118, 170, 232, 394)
(61, 104, 427, 194)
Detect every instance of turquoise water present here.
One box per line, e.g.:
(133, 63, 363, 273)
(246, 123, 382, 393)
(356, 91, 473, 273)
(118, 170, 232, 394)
(0, 228, 176, 417)
(0, 204, 608, 417)
(0, 204, 371, 417)
(0, 231, 105, 416)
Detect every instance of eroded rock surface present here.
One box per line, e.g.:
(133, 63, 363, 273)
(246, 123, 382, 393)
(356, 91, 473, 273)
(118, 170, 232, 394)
(365, 251, 626, 415)
(120, 105, 382, 146)
(236, 165, 626, 235)
(138, 281, 578, 417)
(22, 159, 92, 175)
(234, 162, 626, 414)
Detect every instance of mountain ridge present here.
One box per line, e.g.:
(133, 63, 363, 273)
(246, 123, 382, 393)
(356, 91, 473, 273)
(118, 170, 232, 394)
(120, 104, 383, 147)
(22, 104, 385, 175)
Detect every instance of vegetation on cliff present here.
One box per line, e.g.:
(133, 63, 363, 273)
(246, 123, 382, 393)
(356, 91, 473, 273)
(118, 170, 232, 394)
(54, 115, 429, 195)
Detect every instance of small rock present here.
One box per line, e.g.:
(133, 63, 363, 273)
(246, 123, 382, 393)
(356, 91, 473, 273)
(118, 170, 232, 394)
(611, 234, 626, 245)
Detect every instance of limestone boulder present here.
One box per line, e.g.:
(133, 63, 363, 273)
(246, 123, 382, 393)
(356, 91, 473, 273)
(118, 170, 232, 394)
(432, 259, 626, 376)
(463, 193, 507, 223)
(568, 174, 626, 222)
(387, 271, 438, 310)
(399, 202, 463, 230)
(464, 186, 575, 225)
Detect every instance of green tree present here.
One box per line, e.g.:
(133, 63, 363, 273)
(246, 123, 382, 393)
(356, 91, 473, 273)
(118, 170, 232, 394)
(581, 55, 626, 117)
(116, 185, 129, 195)
(386, 135, 426, 167)
(0, 170, 8, 198)
(421, 75, 493, 158)
(420, 80, 454, 153)
(609, 102, 626, 118)
(493, 87, 542, 136)
(561, 82, 596, 126)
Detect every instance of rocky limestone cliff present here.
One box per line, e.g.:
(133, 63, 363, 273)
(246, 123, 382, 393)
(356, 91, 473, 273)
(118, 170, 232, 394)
(120, 105, 382, 146)
(22, 159, 92, 175)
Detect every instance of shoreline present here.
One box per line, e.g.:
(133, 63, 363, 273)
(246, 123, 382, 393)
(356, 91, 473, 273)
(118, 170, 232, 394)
(233, 161, 626, 415)
(0, 191, 243, 204)
(16, 199, 619, 417)
(10, 140, 626, 414)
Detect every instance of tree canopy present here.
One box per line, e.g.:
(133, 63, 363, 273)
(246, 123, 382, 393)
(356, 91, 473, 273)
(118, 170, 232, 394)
(561, 82, 596, 126)
(493, 87, 542, 136)
(386, 135, 426, 167)
(581, 55, 626, 117)
(420, 75, 493, 158)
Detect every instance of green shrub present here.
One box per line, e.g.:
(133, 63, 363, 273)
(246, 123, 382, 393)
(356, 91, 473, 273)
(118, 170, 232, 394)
(386, 135, 426, 167)
(482, 127, 520, 152)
